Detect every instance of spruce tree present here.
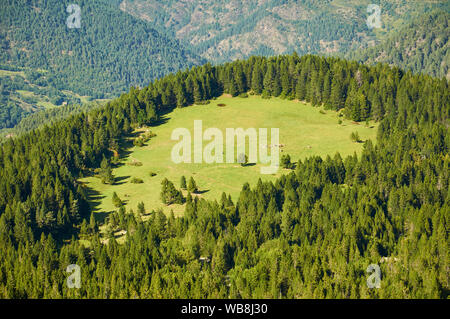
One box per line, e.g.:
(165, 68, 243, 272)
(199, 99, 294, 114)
(187, 177, 198, 193)
(180, 176, 187, 190)
(100, 156, 115, 185)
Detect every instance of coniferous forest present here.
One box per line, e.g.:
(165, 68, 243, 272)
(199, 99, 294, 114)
(0, 53, 448, 298)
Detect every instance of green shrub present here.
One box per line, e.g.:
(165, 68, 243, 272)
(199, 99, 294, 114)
(261, 90, 271, 99)
(128, 160, 143, 166)
(350, 131, 361, 143)
(281, 154, 294, 169)
(195, 100, 210, 105)
(130, 177, 144, 184)
(133, 138, 145, 147)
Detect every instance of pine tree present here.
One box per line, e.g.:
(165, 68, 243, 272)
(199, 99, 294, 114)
(161, 178, 184, 205)
(330, 77, 344, 110)
(180, 176, 187, 190)
(251, 64, 263, 94)
(100, 156, 115, 185)
(187, 177, 198, 193)
(281, 154, 293, 169)
(112, 192, 123, 208)
(263, 63, 276, 95)
(137, 202, 146, 216)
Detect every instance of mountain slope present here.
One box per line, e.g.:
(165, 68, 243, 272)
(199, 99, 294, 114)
(0, 0, 204, 99)
(0, 53, 448, 299)
(347, 10, 449, 79)
(119, 0, 449, 64)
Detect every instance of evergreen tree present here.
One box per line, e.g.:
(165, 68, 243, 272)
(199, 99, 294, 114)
(100, 156, 115, 185)
(187, 177, 198, 194)
(161, 178, 184, 205)
(180, 176, 187, 190)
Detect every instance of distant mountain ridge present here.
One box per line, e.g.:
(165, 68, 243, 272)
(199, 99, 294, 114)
(0, 0, 204, 98)
(347, 10, 449, 80)
(119, 0, 449, 65)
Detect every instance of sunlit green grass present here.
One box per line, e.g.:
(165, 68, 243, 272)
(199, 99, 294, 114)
(80, 95, 378, 225)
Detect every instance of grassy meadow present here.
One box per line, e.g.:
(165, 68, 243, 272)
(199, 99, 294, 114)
(80, 95, 378, 233)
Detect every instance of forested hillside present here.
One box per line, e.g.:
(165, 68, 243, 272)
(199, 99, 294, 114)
(0, 65, 93, 130)
(119, 0, 449, 63)
(2, 1, 448, 133)
(0, 53, 448, 298)
(348, 11, 449, 80)
(0, 101, 102, 139)
(0, 0, 203, 99)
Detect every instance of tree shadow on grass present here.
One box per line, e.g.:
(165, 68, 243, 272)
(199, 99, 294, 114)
(195, 189, 210, 195)
(111, 115, 170, 170)
(114, 175, 130, 185)
(148, 114, 170, 127)
(241, 163, 256, 167)
(95, 210, 114, 225)
(83, 183, 105, 214)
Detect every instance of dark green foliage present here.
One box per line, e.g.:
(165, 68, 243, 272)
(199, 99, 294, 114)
(161, 178, 184, 205)
(350, 132, 361, 143)
(100, 156, 115, 185)
(137, 202, 146, 216)
(130, 177, 143, 184)
(0, 0, 203, 99)
(0, 52, 448, 299)
(281, 154, 294, 169)
(112, 192, 123, 208)
(180, 176, 187, 190)
(187, 177, 198, 194)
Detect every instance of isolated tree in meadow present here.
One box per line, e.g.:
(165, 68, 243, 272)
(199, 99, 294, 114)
(187, 177, 198, 193)
(350, 131, 361, 143)
(180, 176, 187, 190)
(238, 153, 248, 166)
(112, 192, 123, 208)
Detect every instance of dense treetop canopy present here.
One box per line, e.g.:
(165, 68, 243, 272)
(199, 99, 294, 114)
(0, 52, 448, 298)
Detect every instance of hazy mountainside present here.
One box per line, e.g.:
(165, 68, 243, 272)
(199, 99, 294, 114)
(0, 0, 204, 99)
(348, 11, 450, 80)
(1, 1, 447, 132)
(0, 101, 102, 140)
(0, 64, 96, 130)
(119, 0, 449, 64)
